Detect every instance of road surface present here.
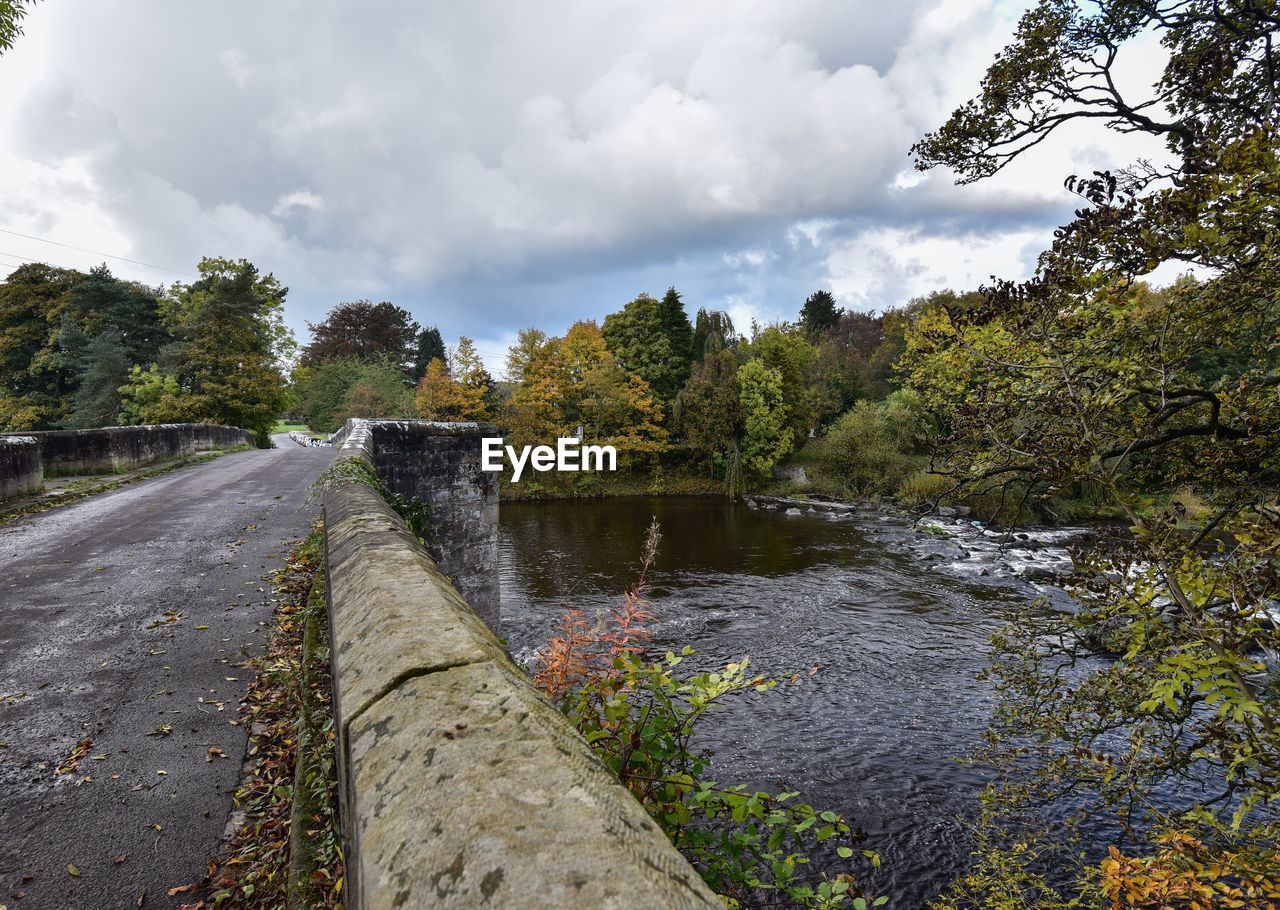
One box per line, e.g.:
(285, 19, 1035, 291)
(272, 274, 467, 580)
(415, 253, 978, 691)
(0, 438, 333, 909)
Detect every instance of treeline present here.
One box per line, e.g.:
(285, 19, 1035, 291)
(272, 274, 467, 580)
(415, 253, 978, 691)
(0, 259, 292, 444)
(289, 285, 935, 492)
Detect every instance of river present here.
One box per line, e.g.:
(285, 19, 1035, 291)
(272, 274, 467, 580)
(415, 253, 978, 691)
(498, 495, 1078, 908)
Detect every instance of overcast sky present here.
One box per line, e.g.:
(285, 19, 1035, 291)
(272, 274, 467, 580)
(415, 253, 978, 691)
(0, 0, 1170, 371)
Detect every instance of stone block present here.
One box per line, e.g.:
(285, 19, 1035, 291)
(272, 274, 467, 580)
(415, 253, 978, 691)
(346, 661, 721, 910)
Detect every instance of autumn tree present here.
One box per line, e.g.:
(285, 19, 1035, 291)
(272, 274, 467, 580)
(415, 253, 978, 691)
(911, 1, 1280, 904)
(414, 338, 490, 421)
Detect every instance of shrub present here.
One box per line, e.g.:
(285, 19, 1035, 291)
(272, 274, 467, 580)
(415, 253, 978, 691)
(533, 521, 886, 909)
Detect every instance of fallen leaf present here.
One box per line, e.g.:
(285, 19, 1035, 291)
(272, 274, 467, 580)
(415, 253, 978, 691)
(194, 625, 209, 630)
(67, 864, 80, 877)
(206, 746, 225, 762)
(114, 854, 128, 864)
(156, 770, 168, 776)
(166, 884, 194, 897)
(147, 725, 173, 737)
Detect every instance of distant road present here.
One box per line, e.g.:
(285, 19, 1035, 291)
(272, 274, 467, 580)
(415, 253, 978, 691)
(0, 437, 332, 910)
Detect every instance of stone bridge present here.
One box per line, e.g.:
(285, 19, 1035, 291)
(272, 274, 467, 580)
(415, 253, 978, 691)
(0, 419, 719, 909)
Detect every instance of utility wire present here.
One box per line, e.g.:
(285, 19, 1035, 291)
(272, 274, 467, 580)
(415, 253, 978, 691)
(0, 226, 196, 276)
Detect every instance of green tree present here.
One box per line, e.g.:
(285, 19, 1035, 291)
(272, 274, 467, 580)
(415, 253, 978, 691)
(691, 308, 738, 361)
(737, 359, 791, 476)
(603, 292, 689, 406)
(749, 326, 816, 444)
(799, 290, 841, 337)
(66, 330, 130, 428)
(411, 325, 446, 380)
(0, 262, 81, 429)
(678, 352, 742, 476)
(0, 0, 35, 55)
(910, 1, 1280, 904)
(657, 286, 695, 392)
(159, 258, 294, 445)
(118, 364, 182, 426)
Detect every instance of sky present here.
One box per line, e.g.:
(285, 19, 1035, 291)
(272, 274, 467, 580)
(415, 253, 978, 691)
(0, 0, 1173, 373)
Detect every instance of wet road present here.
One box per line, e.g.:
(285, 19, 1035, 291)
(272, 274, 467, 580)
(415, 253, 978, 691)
(0, 438, 332, 910)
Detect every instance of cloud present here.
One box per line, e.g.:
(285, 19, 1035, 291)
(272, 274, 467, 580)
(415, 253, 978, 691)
(0, 0, 1167, 346)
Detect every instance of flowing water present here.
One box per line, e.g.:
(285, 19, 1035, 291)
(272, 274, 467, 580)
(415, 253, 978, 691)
(498, 496, 1076, 908)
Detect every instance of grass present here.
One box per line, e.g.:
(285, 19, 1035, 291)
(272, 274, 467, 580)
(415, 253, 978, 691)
(271, 421, 314, 435)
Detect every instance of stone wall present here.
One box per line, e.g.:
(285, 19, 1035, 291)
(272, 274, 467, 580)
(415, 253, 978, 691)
(18, 423, 255, 477)
(0, 436, 42, 500)
(0, 423, 255, 500)
(323, 427, 721, 910)
(333, 419, 499, 625)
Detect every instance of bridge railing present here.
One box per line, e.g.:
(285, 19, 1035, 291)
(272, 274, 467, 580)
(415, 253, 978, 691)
(322, 419, 720, 909)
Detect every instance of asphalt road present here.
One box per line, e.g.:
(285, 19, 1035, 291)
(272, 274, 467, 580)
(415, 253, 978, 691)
(0, 438, 333, 910)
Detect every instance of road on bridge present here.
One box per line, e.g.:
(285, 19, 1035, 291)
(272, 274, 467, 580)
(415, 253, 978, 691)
(0, 438, 333, 910)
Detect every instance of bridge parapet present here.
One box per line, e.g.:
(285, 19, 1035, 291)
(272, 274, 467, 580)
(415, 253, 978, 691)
(323, 418, 720, 910)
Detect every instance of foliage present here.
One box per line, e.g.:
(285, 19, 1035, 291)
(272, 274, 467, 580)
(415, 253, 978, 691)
(678, 351, 742, 477)
(909, 1, 1280, 904)
(415, 355, 488, 421)
(0, 0, 35, 55)
(533, 522, 885, 909)
(64, 329, 130, 428)
(692, 307, 740, 360)
(117, 364, 183, 425)
(738, 359, 793, 477)
(0, 261, 167, 431)
(502, 320, 668, 465)
(411, 325, 446, 381)
(824, 402, 917, 497)
(800, 290, 841, 337)
(603, 291, 693, 405)
(300, 299, 419, 371)
(151, 258, 294, 444)
(751, 326, 817, 444)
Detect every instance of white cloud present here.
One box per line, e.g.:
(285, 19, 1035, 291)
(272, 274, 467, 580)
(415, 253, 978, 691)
(0, 0, 1167, 342)
(824, 226, 1043, 310)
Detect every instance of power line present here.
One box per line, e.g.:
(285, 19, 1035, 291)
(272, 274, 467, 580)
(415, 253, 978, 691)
(0, 226, 196, 277)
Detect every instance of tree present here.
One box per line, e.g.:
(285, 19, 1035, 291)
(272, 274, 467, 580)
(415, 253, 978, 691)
(691, 308, 738, 361)
(411, 326, 446, 380)
(300, 300, 419, 370)
(911, 2, 1280, 903)
(0, 262, 82, 430)
(414, 340, 489, 422)
(737, 359, 791, 476)
(68, 265, 170, 368)
(336, 362, 416, 422)
(66, 330, 130, 428)
(118, 364, 182, 426)
(157, 258, 294, 445)
(0, 1, 35, 55)
(602, 292, 690, 406)
(749, 326, 815, 444)
(799, 290, 841, 337)
(657, 287, 695, 391)
(678, 352, 741, 475)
